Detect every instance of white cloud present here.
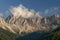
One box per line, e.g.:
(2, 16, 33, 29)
(54, 7, 58, 10)
(44, 7, 59, 14)
(44, 9, 49, 14)
(9, 4, 41, 18)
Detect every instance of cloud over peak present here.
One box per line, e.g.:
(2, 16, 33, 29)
(9, 4, 41, 18)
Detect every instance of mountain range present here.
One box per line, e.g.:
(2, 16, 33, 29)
(0, 13, 60, 40)
(6, 13, 60, 33)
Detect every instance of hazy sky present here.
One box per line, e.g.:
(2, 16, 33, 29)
(0, 0, 60, 18)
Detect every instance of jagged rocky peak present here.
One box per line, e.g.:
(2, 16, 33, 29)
(5, 13, 42, 34)
(6, 15, 13, 22)
(41, 13, 60, 24)
(0, 14, 18, 33)
(1, 12, 60, 34)
(4, 4, 43, 34)
(51, 13, 59, 19)
(54, 13, 59, 18)
(6, 13, 42, 24)
(41, 16, 50, 24)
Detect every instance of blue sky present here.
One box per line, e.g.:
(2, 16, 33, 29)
(0, 0, 60, 18)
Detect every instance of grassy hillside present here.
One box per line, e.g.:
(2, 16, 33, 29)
(0, 28, 17, 40)
(37, 27, 60, 40)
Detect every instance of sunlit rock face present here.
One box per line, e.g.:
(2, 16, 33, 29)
(41, 14, 60, 24)
(6, 14, 42, 34)
(0, 13, 60, 34)
(41, 17, 50, 24)
(52, 13, 59, 19)
(4, 4, 42, 34)
(0, 15, 16, 33)
(51, 14, 59, 21)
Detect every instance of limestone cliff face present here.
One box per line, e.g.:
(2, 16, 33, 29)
(41, 14, 60, 24)
(0, 13, 60, 34)
(0, 16, 16, 33)
(6, 15, 42, 34)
